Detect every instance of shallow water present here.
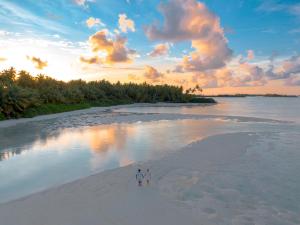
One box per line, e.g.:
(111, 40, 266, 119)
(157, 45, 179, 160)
(115, 97, 300, 123)
(0, 119, 238, 203)
(0, 96, 300, 220)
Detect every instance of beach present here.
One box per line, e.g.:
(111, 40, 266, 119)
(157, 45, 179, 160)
(0, 132, 260, 225)
(0, 99, 300, 224)
(2, 0, 300, 223)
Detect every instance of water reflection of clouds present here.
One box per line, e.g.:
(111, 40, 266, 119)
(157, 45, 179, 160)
(0, 119, 227, 165)
(0, 119, 238, 203)
(0, 124, 140, 189)
(86, 125, 137, 170)
(86, 125, 136, 153)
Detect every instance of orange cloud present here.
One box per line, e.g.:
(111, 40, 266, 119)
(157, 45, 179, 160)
(128, 74, 140, 81)
(203, 55, 300, 88)
(144, 65, 164, 82)
(86, 17, 104, 28)
(145, 0, 232, 72)
(80, 55, 102, 64)
(143, 0, 299, 89)
(118, 14, 135, 33)
(80, 30, 136, 65)
(190, 61, 270, 89)
(26, 56, 48, 70)
(0, 57, 6, 62)
(149, 43, 169, 57)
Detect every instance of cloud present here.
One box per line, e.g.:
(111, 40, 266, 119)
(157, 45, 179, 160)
(74, 0, 95, 7)
(285, 75, 300, 86)
(0, 30, 10, 36)
(257, 1, 300, 17)
(190, 54, 300, 89)
(267, 55, 300, 80)
(145, 0, 232, 72)
(118, 14, 135, 33)
(26, 56, 48, 70)
(0, 57, 6, 62)
(80, 55, 102, 64)
(190, 60, 271, 89)
(74, 0, 85, 6)
(143, 0, 298, 89)
(80, 30, 136, 64)
(290, 4, 300, 16)
(128, 74, 140, 81)
(86, 17, 104, 28)
(247, 50, 255, 60)
(145, 0, 222, 41)
(144, 65, 164, 81)
(0, 1, 77, 35)
(148, 43, 169, 57)
(192, 72, 218, 88)
(239, 62, 265, 81)
(280, 55, 300, 76)
(289, 28, 300, 34)
(191, 67, 243, 89)
(257, 0, 286, 12)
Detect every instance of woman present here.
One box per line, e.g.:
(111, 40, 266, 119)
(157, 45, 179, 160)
(144, 169, 151, 185)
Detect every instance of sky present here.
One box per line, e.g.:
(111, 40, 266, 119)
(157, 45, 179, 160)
(0, 0, 300, 95)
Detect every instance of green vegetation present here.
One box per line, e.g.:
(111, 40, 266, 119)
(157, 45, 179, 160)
(22, 103, 91, 118)
(0, 67, 215, 120)
(188, 97, 216, 103)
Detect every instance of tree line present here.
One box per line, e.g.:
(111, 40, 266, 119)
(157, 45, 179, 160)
(0, 67, 215, 120)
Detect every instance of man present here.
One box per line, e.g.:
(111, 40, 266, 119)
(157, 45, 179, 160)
(136, 168, 144, 186)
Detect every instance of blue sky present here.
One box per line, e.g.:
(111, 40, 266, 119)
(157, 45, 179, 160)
(0, 0, 300, 94)
(1, 0, 299, 55)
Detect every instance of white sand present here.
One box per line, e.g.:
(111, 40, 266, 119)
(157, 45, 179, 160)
(0, 132, 258, 225)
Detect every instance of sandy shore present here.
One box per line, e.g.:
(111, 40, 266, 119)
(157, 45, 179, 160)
(0, 132, 258, 225)
(1, 102, 297, 224)
(0, 102, 285, 130)
(0, 103, 214, 128)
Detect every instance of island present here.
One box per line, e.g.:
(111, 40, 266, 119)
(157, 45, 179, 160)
(0, 68, 216, 120)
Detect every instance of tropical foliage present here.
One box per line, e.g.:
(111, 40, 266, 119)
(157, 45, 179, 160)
(0, 68, 215, 120)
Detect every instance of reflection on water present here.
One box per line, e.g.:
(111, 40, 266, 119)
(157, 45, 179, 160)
(0, 119, 229, 203)
(1, 97, 300, 220)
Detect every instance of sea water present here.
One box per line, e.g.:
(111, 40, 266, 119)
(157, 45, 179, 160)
(0, 97, 299, 222)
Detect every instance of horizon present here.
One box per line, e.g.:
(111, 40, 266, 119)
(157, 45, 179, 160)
(1, 0, 300, 95)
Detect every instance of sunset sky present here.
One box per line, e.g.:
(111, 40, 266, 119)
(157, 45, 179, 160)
(0, 0, 300, 94)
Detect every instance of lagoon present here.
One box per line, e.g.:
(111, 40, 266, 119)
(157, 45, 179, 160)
(0, 97, 300, 224)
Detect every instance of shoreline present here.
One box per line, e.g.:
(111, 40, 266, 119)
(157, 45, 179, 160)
(0, 102, 215, 128)
(0, 102, 299, 224)
(0, 132, 259, 225)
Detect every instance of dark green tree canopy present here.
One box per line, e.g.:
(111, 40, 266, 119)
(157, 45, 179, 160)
(0, 68, 214, 119)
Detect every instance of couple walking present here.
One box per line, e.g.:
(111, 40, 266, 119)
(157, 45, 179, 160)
(136, 168, 151, 186)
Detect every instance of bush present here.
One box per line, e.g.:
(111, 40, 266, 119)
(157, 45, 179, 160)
(189, 97, 216, 103)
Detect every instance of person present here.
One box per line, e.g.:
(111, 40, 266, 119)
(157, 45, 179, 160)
(136, 168, 144, 186)
(145, 168, 151, 185)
